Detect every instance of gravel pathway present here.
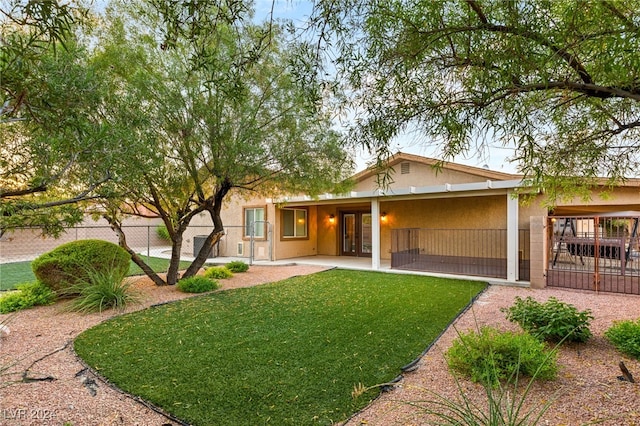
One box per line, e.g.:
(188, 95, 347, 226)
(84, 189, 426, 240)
(1, 266, 638, 425)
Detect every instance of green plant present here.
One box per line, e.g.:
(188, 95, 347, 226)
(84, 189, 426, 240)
(177, 276, 219, 293)
(502, 296, 593, 343)
(203, 266, 233, 280)
(63, 268, 139, 314)
(226, 261, 249, 273)
(32, 240, 130, 293)
(411, 369, 558, 425)
(156, 225, 171, 241)
(605, 318, 640, 360)
(0, 281, 56, 313)
(446, 327, 558, 387)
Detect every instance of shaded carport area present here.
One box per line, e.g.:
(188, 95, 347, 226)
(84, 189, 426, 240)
(547, 211, 640, 295)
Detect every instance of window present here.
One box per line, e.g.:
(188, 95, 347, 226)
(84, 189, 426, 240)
(244, 207, 265, 238)
(282, 208, 307, 238)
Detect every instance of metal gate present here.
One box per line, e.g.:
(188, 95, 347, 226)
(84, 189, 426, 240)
(547, 214, 640, 294)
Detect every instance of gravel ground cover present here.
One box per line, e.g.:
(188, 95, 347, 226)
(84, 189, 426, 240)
(0, 266, 638, 426)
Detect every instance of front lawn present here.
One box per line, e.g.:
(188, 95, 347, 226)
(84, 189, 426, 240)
(0, 257, 192, 290)
(75, 270, 486, 425)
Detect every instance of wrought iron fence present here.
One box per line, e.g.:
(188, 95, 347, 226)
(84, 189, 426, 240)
(548, 215, 640, 294)
(391, 228, 530, 280)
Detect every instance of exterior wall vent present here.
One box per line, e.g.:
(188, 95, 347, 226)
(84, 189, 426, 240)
(237, 242, 244, 256)
(401, 162, 410, 174)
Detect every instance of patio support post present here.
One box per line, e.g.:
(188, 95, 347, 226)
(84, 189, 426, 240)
(371, 199, 381, 270)
(507, 191, 519, 281)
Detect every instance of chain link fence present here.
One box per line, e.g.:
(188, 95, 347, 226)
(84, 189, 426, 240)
(0, 222, 272, 290)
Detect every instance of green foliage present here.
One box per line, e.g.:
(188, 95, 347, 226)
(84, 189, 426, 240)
(502, 296, 593, 343)
(605, 318, 640, 360)
(2, 29, 122, 235)
(310, 0, 640, 200)
(63, 268, 139, 314)
(203, 266, 233, 280)
(176, 276, 219, 293)
(75, 270, 486, 425)
(31, 240, 130, 293)
(156, 225, 170, 241)
(226, 261, 249, 273)
(446, 327, 558, 387)
(95, 2, 353, 285)
(0, 281, 56, 314)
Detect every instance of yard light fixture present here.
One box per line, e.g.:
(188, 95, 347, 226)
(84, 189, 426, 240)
(328, 214, 335, 224)
(381, 212, 387, 222)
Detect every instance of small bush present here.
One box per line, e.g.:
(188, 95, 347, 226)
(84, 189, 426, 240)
(502, 296, 593, 343)
(156, 225, 171, 241)
(203, 266, 233, 280)
(64, 268, 139, 314)
(32, 240, 130, 293)
(0, 281, 56, 313)
(226, 261, 249, 273)
(605, 318, 640, 360)
(446, 327, 558, 387)
(177, 276, 219, 293)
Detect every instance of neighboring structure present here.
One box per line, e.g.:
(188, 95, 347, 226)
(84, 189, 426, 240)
(187, 153, 640, 295)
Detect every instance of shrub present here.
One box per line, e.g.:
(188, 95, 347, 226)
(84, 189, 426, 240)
(156, 225, 171, 241)
(446, 327, 558, 387)
(203, 266, 233, 280)
(63, 268, 139, 314)
(177, 276, 219, 293)
(32, 240, 130, 293)
(226, 261, 249, 273)
(502, 296, 593, 343)
(0, 281, 57, 313)
(605, 318, 640, 360)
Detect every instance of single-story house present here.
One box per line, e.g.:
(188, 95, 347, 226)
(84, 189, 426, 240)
(187, 152, 640, 295)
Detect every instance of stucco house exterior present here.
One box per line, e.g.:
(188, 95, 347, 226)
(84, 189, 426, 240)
(187, 152, 640, 295)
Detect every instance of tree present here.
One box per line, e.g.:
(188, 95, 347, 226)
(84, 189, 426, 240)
(310, 0, 640, 201)
(0, 1, 119, 236)
(97, 1, 353, 286)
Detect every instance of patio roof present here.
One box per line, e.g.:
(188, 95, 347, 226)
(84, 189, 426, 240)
(271, 178, 526, 205)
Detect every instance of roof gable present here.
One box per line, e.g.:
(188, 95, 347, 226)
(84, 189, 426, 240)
(352, 152, 520, 192)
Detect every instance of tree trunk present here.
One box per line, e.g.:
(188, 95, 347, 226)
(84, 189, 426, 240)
(182, 229, 224, 279)
(104, 215, 167, 286)
(165, 231, 184, 285)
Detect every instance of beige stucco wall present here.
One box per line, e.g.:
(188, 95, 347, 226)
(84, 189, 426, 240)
(354, 163, 501, 193)
(317, 205, 339, 256)
(186, 193, 274, 260)
(272, 205, 319, 260)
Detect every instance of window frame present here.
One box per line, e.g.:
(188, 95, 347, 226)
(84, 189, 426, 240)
(280, 207, 309, 240)
(243, 206, 266, 240)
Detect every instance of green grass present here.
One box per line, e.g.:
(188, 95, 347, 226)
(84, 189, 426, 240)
(75, 270, 486, 425)
(0, 257, 192, 290)
(0, 262, 36, 291)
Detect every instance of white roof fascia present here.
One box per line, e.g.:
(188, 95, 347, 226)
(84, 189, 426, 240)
(274, 179, 526, 204)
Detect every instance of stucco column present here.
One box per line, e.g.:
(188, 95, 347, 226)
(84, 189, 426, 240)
(371, 199, 381, 270)
(529, 216, 547, 289)
(507, 191, 519, 281)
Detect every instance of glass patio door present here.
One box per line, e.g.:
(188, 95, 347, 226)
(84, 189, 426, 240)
(341, 212, 372, 257)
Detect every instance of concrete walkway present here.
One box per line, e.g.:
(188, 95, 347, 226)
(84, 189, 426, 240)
(140, 247, 527, 287)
